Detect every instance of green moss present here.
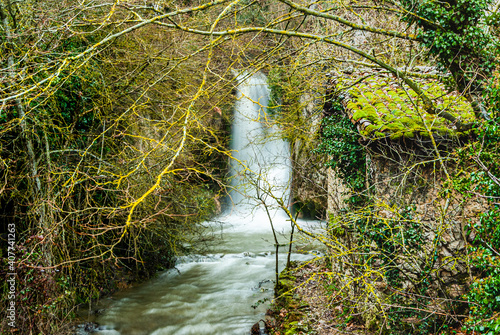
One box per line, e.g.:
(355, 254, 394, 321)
(381, 123, 405, 132)
(390, 132, 403, 140)
(387, 103, 398, 110)
(365, 124, 378, 132)
(340, 76, 475, 139)
(270, 265, 314, 335)
(352, 106, 379, 122)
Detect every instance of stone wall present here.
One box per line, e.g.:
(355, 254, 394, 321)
(327, 145, 487, 328)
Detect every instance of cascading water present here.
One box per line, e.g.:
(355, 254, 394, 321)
(228, 71, 291, 217)
(86, 72, 318, 335)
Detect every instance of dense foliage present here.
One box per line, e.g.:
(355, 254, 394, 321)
(0, 2, 231, 333)
(315, 101, 366, 205)
(401, 0, 497, 96)
(456, 73, 500, 334)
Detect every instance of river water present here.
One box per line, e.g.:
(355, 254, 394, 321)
(88, 72, 322, 335)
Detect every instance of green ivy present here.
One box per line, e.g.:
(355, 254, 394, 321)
(462, 120, 500, 333)
(400, 0, 497, 94)
(315, 101, 366, 205)
(456, 74, 500, 333)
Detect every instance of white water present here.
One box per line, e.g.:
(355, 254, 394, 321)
(89, 72, 321, 335)
(228, 71, 291, 218)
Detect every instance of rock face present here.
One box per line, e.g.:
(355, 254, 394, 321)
(327, 167, 349, 216)
(327, 145, 487, 327)
(291, 93, 328, 219)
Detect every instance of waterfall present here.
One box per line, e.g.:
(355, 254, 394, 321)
(88, 72, 319, 335)
(228, 71, 291, 221)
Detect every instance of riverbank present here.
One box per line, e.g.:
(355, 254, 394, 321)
(268, 260, 372, 335)
(269, 258, 474, 335)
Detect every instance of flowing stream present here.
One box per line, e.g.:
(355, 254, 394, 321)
(86, 72, 321, 335)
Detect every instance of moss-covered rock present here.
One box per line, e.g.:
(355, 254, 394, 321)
(267, 267, 313, 335)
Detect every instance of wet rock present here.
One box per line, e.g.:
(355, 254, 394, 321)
(84, 322, 99, 333)
(75, 322, 99, 334)
(251, 322, 260, 335)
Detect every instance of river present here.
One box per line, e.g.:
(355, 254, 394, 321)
(84, 72, 322, 335)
